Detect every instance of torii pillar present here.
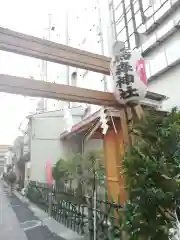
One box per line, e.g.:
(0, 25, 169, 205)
(103, 106, 143, 204)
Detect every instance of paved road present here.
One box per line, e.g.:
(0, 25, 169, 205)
(0, 182, 65, 240)
(0, 182, 27, 240)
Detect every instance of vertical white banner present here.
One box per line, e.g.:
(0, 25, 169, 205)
(111, 41, 148, 104)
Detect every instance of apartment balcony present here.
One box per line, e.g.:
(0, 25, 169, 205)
(22, 144, 30, 162)
(23, 134, 29, 145)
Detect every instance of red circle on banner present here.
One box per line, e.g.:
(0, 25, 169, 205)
(136, 59, 147, 86)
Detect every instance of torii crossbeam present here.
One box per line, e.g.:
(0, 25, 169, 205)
(0, 26, 166, 203)
(0, 27, 110, 74)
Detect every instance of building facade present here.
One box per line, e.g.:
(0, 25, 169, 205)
(24, 107, 82, 182)
(0, 145, 12, 174)
(18, 105, 104, 183)
(65, 0, 180, 111)
(109, 0, 180, 110)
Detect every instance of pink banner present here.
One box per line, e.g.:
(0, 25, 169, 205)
(45, 160, 52, 185)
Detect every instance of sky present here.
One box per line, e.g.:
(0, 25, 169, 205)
(0, 0, 69, 144)
(0, 0, 104, 144)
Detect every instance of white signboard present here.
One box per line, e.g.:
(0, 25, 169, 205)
(111, 41, 148, 104)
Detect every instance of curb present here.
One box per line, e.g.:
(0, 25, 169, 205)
(14, 191, 83, 240)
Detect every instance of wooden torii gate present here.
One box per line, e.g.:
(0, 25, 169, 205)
(0, 27, 165, 203)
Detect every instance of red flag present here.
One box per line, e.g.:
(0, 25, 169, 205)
(45, 160, 52, 185)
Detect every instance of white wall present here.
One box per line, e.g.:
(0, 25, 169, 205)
(29, 114, 82, 182)
(4, 150, 13, 166)
(145, 30, 180, 111)
(148, 64, 180, 111)
(144, 30, 180, 76)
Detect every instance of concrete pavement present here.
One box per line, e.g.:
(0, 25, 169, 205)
(9, 193, 65, 240)
(0, 182, 66, 240)
(0, 181, 84, 240)
(14, 190, 83, 240)
(0, 181, 28, 240)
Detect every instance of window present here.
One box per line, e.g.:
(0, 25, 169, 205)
(141, 34, 156, 52)
(117, 28, 127, 42)
(124, 0, 130, 9)
(146, 15, 155, 29)
(149, 51, 167, 75)
(134, 0, 140, 12)
(144, 6, 153, 17)
(154, 1, 171, 22)
(142, 0, 151, 10)
(135, 11, 142, 27)
(128, 19, 134, 35)
(152, 0, 162, 11)
(156, 19, 174, 40)
(116, 17, 126, 34)
(129, 34, 136, 49)
(114, 4, 123, 22)
(138, 24, 146, 33)
(113, 0, 122, 10)
(166, 40, 180, 65)
(127, 9, 132, 21)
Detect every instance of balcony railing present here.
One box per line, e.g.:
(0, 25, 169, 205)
(23, 145, 29, 156)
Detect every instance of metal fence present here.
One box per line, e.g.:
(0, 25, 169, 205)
(26, 181, 122, 240)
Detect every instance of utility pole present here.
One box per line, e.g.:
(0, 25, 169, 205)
(65, 9, 69, 86)
(45, 14, 52, 82)
(42, 14, 52, 111)
(97, 0, 107, 92)
(65, 9, 70, 108)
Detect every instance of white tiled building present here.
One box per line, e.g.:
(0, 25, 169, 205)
(109, 0, 180, 110)
(45, 0, 180, 112)
(65, 0, 180, 112)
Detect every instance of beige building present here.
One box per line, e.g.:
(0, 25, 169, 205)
(20, 106, 102, 183)
(0, 145, 12, 174)
(20, 90, 163, 184)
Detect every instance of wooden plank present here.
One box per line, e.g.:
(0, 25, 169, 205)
(104, 128, 125, 203)
(0, 27, 168, 104)
(85, 121, 101, 141)
(133, 104, 144, 119)
(0, 27, 110, 75)
(0, 74, 119, 106)
(119, 109, 130, 145)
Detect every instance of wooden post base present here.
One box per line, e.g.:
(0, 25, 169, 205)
(103, 105, 144, 204)
(104, 127, 125, 204)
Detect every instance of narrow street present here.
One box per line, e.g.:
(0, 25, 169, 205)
(0, 182, 65, 240)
